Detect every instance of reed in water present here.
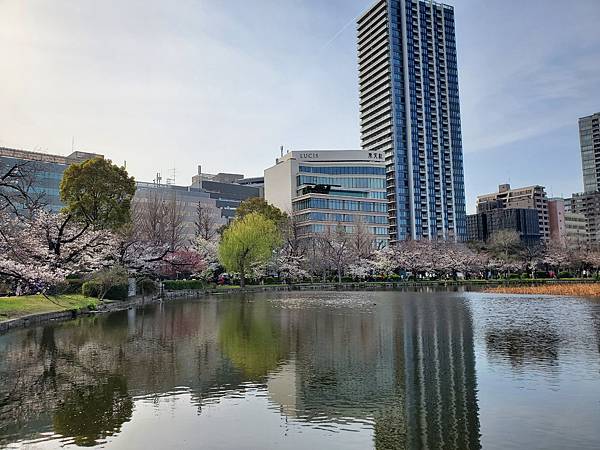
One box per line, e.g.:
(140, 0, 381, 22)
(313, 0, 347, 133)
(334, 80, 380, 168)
(486, 283, 600, 297)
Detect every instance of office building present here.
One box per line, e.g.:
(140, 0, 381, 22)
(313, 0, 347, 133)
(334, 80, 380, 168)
(237, 176, 265, 198)
(0, 147, 102, 211)
(357, 0, 467, 242)
(134, 182, 225, 246)
(477, 184, 549, 242)
(466, 208, 541, 246)
(579, 112, 600, 193)
(191, 166, 261, 221)
(264, 150, 389, 246)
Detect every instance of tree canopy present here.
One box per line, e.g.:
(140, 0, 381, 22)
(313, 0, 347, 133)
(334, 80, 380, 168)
(235, 197, 287, 225)
(218, 212, 281, 288)
(60, 157, 136, 230)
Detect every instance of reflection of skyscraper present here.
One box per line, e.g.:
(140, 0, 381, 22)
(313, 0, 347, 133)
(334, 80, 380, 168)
(400, 296, 480, 450)
(266, 292, 480, 450)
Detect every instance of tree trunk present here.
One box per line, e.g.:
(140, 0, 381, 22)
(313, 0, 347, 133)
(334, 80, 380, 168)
(240, 267, 246, 289)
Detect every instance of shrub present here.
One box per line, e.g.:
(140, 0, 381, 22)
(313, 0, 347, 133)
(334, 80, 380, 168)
(49, 278, 85, 295)
(558, 271, 573, 279)
(535, 271, 549, 279)
(82, 281, 128, 300)
(163, 279, 205, 291)
(138, 278, 158, 297)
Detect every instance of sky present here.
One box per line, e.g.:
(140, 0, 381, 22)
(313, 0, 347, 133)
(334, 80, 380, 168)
(1, 0, 599, 213)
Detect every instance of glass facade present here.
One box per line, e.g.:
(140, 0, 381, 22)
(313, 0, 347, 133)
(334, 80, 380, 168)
(291, 158, 389, 244)
(0, 156, 69, 212)
(299, 165, 385, 175)
(297, 175, 386, 189)
(358, 0, 467, 242)
(294, 198, 387, 213)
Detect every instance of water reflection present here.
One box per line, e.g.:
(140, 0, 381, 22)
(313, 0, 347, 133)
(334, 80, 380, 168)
(53, 375, 132, 447)
(0, 291, 599, 449)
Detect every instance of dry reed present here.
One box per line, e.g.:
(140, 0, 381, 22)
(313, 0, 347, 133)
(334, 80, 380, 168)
(485, 283, 600, 297)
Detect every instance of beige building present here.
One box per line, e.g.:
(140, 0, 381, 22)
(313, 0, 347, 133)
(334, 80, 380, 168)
(477, 184, 549, 242)
(565, 212, 588, 249)
(569, 191, 600, 249)
(264, 150, 389, 246)
(548, 198, 588, 248)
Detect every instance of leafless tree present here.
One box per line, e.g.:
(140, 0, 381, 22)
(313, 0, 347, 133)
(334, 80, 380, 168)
(194, 201, 220, 241)
(350, 216, 374, 259)
(314, 225, 353, 283)
(0, 159, 46, 215)
(133, 190, 185, 250)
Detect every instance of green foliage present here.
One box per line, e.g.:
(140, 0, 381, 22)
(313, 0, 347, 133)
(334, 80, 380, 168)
(138, 278, 158, 296)
(60, 157, 136, 230)
(218, 302, 286, 378)
(558, 271, 573, 279)
(219, 213, 281, 288)
(235, 197, 288, 225)
(82, 281, 128, 300)
(49, 278, 85, 295)
(162, 279, 206, 291)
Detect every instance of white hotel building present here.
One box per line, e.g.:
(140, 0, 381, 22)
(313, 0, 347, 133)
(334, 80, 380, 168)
(264, 150, 389, 246)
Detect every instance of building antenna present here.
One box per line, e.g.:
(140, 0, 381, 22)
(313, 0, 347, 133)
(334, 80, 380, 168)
(167, 167, 176, 185)
(280, 145, 284, 158)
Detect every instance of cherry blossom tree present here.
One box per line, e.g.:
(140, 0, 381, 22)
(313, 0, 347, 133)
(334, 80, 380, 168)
(0, 211, 116, 293)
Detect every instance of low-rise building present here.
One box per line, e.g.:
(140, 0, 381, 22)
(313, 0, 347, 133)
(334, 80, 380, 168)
(477, 184, 549, 242)
(265, 150, 389, 246)
(0, 147, 102, 211)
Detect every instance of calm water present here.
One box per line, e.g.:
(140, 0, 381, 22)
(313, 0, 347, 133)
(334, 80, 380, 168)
(1, 290, 599, 449)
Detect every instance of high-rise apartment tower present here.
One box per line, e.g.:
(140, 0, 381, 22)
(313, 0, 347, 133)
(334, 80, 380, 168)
(357, 0, 466, 242)
(579, 112, 600, 193)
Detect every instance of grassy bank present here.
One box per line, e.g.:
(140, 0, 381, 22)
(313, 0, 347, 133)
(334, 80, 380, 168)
(486, 283, 600, 297)
(0, 294, 98, 322)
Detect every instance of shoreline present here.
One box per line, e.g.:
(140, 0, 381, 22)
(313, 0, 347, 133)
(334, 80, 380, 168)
(2, 279, 599, 334)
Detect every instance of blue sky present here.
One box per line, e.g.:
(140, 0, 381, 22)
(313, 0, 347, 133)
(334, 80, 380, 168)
(1, 0, 599, 212)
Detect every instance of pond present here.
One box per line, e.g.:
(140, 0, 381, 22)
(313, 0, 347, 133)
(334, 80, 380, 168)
(1, 290, 599, 449)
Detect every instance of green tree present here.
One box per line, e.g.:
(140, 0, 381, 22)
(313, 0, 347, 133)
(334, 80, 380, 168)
(60, 157, 136, 230)
(235, 197, 288, 225)
(219, 212, 281, 288)
(218, 300, 286, 378)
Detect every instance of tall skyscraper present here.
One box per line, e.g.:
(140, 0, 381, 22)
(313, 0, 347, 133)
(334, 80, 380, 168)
(579, 112, 600, 193)
(357, 0, 466, 242)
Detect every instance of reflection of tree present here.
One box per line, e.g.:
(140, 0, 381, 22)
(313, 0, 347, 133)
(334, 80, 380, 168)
(486, 327, 560, 368)
(53, 375, 133, 447)
(218, 301, 287, 378)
